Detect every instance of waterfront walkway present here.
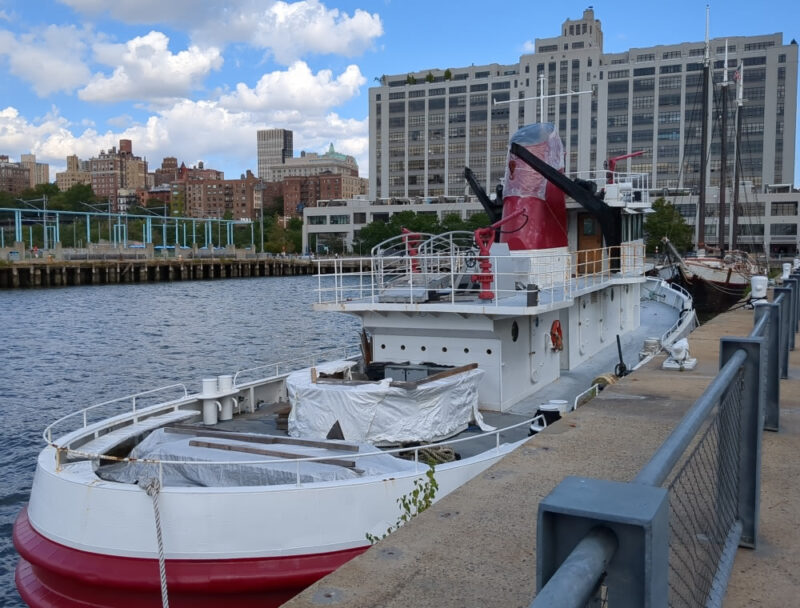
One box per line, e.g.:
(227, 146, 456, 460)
(285, 305, 800, 607)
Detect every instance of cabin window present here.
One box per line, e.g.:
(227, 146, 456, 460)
(583, 217, 596, 236)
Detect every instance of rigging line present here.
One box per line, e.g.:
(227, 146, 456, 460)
(498, 211, 529, 235)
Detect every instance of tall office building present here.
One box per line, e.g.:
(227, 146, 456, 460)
(257, 129, 293, 179)
(368, 8, 797, 200)
(20, 153, 50, 187)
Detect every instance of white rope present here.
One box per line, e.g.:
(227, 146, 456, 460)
(143, 478, 170, 608)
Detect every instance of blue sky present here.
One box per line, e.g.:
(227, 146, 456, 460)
(0, 0, 797, 184)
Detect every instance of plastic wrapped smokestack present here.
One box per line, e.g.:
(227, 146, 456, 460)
(500, 123, 567, 251)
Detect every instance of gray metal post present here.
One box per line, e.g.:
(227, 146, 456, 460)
(720, 336, 765, 548)
(782, 278, 797, 350)
(774, 287, 791, 377)
(537, 477, 669, 608)
(785, 277, 799, 337)
(754, 303, 780, 431)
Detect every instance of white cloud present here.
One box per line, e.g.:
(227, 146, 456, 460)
(521, 40, 536, 54)
(222, 1, 383, 64)
(0, 100, 370, 180)
(79, 31, 223, 103)
(0, 25, 92, 96)
(107, 114, 133, 128)
(219, 61, 365, 113)
(61, 0, 383, 64)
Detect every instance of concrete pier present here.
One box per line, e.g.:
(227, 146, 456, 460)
(285, 307, 800, 607)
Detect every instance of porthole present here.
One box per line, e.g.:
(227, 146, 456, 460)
(400, 345, 406, 351)
(464, 348, 470, 354)
(442, 346, 448, 352)
(511, 320, 519, 342)
(486, 349, 492, 355)
(380, 344, 386, 349)
(421, 346, 427, 352)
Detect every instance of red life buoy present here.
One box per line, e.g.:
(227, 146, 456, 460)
(550, 320, 563, 351)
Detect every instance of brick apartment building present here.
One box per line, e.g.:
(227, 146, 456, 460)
(88, 139, 148, 211)
(0, 155, 31, 194)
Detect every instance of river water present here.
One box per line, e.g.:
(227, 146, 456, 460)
(0, 276, 360, 607)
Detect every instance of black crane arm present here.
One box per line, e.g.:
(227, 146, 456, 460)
(463, 167, 503, 224)
(509, 142, 622, 252)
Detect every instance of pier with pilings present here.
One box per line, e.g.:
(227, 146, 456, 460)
(0, 256, 363, 288)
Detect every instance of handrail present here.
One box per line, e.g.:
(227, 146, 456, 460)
(314, 243, 647, 307)
(232, 344, 361, 386)
(49, 416, 536, 484)
(634, 349, 746, 487)
(44, 383, 189, 443)
(532, 527, 618, 607)
(533, 272, 799, 607)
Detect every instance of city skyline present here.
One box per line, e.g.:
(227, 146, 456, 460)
(0, 0, 798, 185)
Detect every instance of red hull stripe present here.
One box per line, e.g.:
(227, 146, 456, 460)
(14, 507, 368, 607)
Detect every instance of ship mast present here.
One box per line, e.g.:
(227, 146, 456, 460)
(697, 5, 711, 254)
(731, 61, 744, 251)
(718, 41, 730, 256)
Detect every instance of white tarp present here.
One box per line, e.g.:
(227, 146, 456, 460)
(98, 428, 419, 487)
(286, 362, 492, 445)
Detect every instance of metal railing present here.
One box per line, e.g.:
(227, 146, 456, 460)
(531, 274, 797, 607)
(48, 414, 537, 488)
(314, 243, 646, 308)
(43, 344, 362, 446)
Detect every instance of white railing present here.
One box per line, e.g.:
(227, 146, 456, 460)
(43, 345, 363, 445)
(51, 416, 538, 487)
(641, 277, 698, 349)
(232, 344, 362, 387)
(44, 383, 190, 443)
(315, 243, 646, 308)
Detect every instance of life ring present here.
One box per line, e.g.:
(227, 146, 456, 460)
(550, 320, 564, 351)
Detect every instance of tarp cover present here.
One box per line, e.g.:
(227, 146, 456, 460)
(287, 362, 491, 445)
(97, 428, 419, 487)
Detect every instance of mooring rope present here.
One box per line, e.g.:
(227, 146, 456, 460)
(143, 477, 170, 608)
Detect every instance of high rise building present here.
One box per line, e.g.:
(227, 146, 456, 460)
(55, 155, 91, 191)
(87, 139, 148, 211)
(257, 129, 293, 179)
(368, 8, 797, 200)
(20, 154, 49, 187)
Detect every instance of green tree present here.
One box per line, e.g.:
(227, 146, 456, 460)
(286, 217, 303, 252)
(352, 220, 395, 252)
(265, 221, 292, 253)
(444, 69, 452, 80)
(425, 72, 434, 83)
(644, 197, 693, 254)
(466, 211, 490, 230)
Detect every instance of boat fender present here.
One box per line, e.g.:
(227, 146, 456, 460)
(549, 320, 563, 351)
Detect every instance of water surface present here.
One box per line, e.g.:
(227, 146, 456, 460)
(0, 276, 359, 607)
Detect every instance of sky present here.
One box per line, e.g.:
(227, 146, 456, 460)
(0, 0, 798, 185)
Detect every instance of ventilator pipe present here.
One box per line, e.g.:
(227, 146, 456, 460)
(218, 374, 233, 392)
(782, 263, 791, 281)
(220, 397, 234, 421)
(203, 400, 222, 425)
(200, 377, 218, 399)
